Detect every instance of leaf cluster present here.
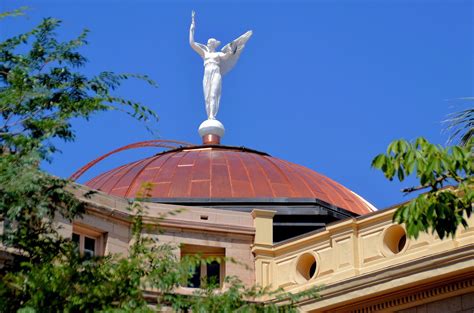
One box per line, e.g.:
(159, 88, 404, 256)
(0, 17, 158, 158)
(372, 137, 473, 239)
(0, 12, 159, 274)
(0, 152, 85, 264)
(165, 275, 321, 313)
(0, 247, 150, 312)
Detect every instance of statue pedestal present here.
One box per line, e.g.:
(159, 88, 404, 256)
(199, 119, 225, 145)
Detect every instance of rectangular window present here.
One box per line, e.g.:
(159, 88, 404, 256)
(72, 224, 105, 257)
(187, 265, 201, 288)
(72, 233, 80, 244)
(83, 236, 96, 258)
(181, 244, 225, 288)
(206, 260, 220, 286)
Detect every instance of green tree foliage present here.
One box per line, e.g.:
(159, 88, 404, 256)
(166, 276, 321, 313)
(0, 14, 158, 264)
(372, 137, 473, 239)
(0, 16, 157, 157)
(0, 7, 28, 20)
(0, 14, 319, 312)
(0, 12, 159, 311)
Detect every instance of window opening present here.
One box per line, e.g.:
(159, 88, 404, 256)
(84, 236, 96, 258)
(382, 225, 408, 255)
(187, 265, 201, 288)
(181, 244, 225, 288)
(206, 260, 220, 286)
(72, 233, 80, 245)
(295, 252, 318, 283)
(72, 225, 104, 257)
(398, 234, 407, 253)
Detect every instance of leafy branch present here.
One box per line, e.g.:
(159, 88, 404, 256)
(372, 137, 473, 239)
(0, 17, 158, 158)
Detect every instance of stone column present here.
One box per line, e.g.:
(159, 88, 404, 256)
(251, 209, 276, 245)
(251, 209, 276, 289)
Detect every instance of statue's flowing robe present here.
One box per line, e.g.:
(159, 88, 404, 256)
(203, 60, 221, 119)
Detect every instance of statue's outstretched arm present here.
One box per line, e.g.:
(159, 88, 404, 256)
(189, 11, 205, 58)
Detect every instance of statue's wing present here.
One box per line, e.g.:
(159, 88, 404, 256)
(220, 30, 252, 76)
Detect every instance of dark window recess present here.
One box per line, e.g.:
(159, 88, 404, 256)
(273, 214, 338, 242)
(398, 234, 407, 253)
(206, 261, 220, 286)
(188, 265, 201, 288)
(309, 261, 317, 278)
(72, 233, 80, 244)
(84, 237, 96, 258)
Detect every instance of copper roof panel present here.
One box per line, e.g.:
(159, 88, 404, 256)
(192, 150, 211, 181)
(241, 153, 274, 197)
(156, 153, 181, 181)
(211, 163, 232, 198)
(270, 159, 314, 198)
(151, 182, 172, 198)
(127, 154, 171, 196)
(230, 179, 254, 198)
(256, 156, 286, 185)
(168, 165, 193, 197)
(112, 157, 156, 197)
(271, 182, 294, 197)
(190, 180, 211, 198)
(225, 152, 250, 183)
(96, 161, 139, 192)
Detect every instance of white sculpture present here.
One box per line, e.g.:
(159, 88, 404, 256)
(189, 11, 252, 122)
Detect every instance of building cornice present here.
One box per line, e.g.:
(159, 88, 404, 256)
(298, 244, 474, 312)
(69, 183, 255, 237)
(142, 216, 255, 236)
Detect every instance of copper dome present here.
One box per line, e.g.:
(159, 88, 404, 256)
(84, 145, 375, 215)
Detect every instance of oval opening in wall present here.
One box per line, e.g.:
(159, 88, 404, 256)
(295, 252, 317, 283)
(382, 225, 407, 255)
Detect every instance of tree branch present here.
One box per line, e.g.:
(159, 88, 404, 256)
(401, 175, 448, 193)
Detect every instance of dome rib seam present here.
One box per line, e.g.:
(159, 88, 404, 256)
(278, 159, 318, 198)
(109, 157, 153, 196)
(125, 155, 162, 197)
(86, 163, 125, 188)
(95, 160, 140, 191)
(236, 151, 256, 198)
(262, 156, 297, 197)
(248, 153, 276, 198)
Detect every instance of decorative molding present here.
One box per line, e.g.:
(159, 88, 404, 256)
(296, 244, 474, 312)
(349, 276, 474, 313)
(146, 217, 255, 236)
(251, 209, 277, 219)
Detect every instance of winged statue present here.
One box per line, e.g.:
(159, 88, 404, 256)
(189, 11, 252, 120)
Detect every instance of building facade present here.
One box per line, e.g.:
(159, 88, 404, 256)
(58, 138, 474, 312)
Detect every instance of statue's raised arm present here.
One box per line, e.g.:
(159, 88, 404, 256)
(189, 11, 207, 58)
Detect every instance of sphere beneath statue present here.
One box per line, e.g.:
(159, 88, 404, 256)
(199, 119, 225, 144)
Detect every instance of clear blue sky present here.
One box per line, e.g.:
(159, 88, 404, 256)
(2, 0, 473, 209)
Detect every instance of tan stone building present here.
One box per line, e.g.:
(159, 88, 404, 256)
(54, 138, 473, 312)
